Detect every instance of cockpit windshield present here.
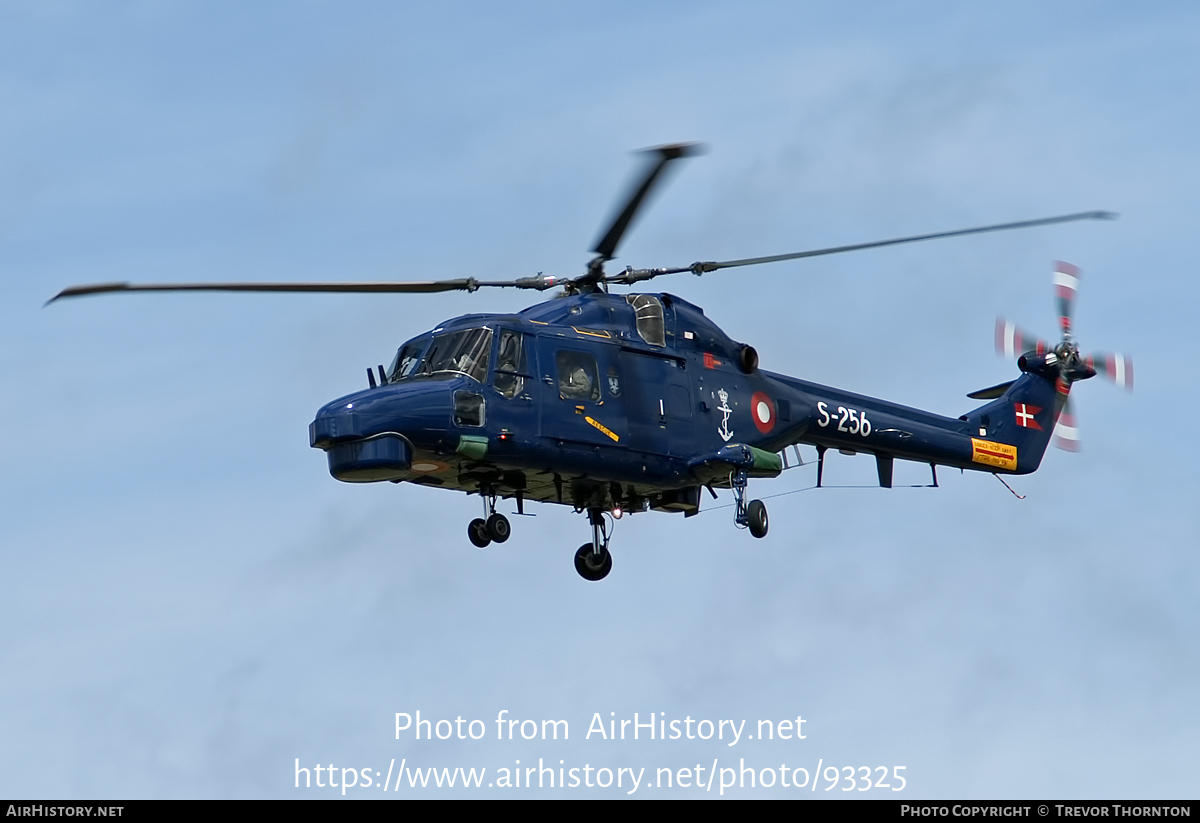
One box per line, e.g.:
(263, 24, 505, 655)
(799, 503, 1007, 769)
(389, 328, 492, 384)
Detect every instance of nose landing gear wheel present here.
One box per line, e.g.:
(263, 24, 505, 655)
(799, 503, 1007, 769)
(574, 543, 612, 581)
(486, 513, 511, 543)
(747, 499, 768, 539)
(468, 518, 491, 548)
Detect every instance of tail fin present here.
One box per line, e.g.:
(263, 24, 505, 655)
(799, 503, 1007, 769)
(961, 370, 1064, 474)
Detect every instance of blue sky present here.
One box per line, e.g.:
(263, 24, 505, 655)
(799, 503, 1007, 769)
(1, 1, 1197, 798)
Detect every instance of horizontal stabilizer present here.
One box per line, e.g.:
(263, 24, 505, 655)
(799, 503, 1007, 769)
(967, 380, 1016, 400)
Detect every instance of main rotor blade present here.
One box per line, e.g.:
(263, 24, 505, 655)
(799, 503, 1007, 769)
(591, 142, 704, 262)
(47, 275, 567, 304)
(611, 211, 1117, 284)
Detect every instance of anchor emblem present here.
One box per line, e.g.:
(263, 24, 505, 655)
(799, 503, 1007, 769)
(717, 388, 734, 442)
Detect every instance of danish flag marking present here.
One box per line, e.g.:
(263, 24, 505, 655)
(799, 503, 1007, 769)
(1014, 403, 1043, 430)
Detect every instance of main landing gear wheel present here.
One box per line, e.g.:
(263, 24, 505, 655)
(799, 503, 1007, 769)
(467, 518, 491, 548)
(486, 513, 511, 543)
(731, 469, 767, 538)
(747, 499, 768, 539)
(574, 543, 612, 581)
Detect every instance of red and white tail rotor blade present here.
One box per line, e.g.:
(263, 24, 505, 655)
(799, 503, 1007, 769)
(995, 317, 1049, 360)
(1085, 352, 1134, 391)
(1052, 396, 1081, 451)
(1053, 261, 1080, 341)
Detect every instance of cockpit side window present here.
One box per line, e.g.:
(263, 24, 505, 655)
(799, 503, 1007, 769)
(493, 330, 528, 399)
(387, 337, 430, 382)
(626, 295, 665, 346)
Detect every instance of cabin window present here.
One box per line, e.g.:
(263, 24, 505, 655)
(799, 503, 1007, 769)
(626, 295, 665, 346)
(493, 330, 527, 399)
(454, 391, 485, 427)
(556, 350, 600, 401)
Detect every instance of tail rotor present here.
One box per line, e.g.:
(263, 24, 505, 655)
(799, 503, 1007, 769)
(1086, 352, 1134, 391)
(1052, 396, 1081, 451)
(1053, 260, 1080, 341)
(996, 262, 1132, 451)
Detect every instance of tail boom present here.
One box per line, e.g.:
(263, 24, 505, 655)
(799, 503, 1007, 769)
(763, 369, 1062, 478)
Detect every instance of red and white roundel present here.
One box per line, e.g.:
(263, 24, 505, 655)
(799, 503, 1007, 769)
(751, 391, 775, 434)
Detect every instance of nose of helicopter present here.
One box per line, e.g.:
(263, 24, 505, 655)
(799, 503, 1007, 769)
(309, 382, 453, 482)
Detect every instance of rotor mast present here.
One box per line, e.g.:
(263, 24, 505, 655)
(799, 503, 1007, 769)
(578, 142, 705, 293)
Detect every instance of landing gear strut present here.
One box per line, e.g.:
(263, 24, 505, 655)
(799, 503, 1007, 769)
(466, 487, 511, 548)
(574, 508, 612, 581)
(732, 469, 768, 539)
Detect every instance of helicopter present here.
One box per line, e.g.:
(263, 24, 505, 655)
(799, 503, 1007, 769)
(50, 144, 1132, 581)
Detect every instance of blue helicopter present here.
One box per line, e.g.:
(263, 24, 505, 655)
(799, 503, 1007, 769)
(51, 145, 1131, 581)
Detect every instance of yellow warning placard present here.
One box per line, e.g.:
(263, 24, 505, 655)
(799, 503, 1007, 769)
(971, 438, 1017, 470)
(585, 416, 620, 442)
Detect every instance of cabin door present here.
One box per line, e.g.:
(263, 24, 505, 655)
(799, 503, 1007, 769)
(537, 341, 628, 448)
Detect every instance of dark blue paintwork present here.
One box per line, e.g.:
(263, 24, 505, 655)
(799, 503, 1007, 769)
(309, 291, 1074, 515)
